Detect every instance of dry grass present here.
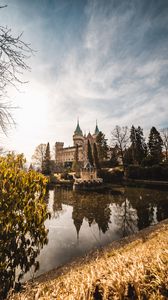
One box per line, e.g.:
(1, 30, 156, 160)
(9, 220, 168, 300)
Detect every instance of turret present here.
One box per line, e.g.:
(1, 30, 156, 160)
(55, 142, 64, 163)
(73, 119, 84, 146)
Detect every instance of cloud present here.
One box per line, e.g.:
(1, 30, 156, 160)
(46, 0, 168, 129)
(1, 0, 168, 159)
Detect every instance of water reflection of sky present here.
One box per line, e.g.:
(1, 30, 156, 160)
(27, 187, 168, 278)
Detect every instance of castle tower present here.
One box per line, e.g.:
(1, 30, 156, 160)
(55, 142, 64, 164)
(73, 119, 84, 146)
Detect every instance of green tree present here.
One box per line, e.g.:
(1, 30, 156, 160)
(136, 126, 147, 164)
(130, 126, 147, 165)
(0, 153, 49, 299)
(93, 142, 100, 169)
(28, 163, 34, 170)
(96, 131, 108, 163)
(148, 127, 163, 164)
(43, 142, 51, 175)
(124, 146, 134, 165)
(87, 140, 94, 166)
(72, 144, 80, 173)
(130, 125, 136, 163)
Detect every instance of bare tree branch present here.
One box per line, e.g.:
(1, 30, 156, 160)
(32, 144, 47, 171)
(0, 5, 33, 134)
(111, 125, 130, 168)
(160, 128, 168, 161)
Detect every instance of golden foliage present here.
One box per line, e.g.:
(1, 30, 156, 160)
(9, 221, 168, 300)
(0, 153, 49, 298)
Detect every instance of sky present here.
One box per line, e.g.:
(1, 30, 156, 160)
(0, 0, 168, 161)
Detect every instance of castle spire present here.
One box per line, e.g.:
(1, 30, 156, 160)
(94, 120, 99, 135)
(74, 118, 83, 136)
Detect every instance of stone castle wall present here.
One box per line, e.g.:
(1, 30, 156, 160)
(55, 122, 99, 166)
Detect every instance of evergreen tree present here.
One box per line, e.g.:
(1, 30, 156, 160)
(148, 127, 163, 164)
(124, 147, 134, 165)
(72, 144, 80, 173)
(130, 125, 147, 165)
(93, 143, 100, 169)
(87, 140, 94, 166)
(43, 142, 51, 175)
(28, 163, 34, 171)
(96, 131, 108, 162)
(136, 126, 147, 164)
(130, 125, 136, 163)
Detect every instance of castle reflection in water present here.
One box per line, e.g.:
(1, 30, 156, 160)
(45, 186, 168, 239)
(32, 186, 168, 278)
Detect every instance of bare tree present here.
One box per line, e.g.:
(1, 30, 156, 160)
(160, 128, 168, 161)
(32, 144, 47, 171)
(111, 126, 130, 168)
(0, 5, 32, 134)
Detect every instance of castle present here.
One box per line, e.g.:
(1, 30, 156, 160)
(55, 120, 100, 167)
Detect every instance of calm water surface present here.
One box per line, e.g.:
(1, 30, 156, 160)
(33, 186, 168, 277)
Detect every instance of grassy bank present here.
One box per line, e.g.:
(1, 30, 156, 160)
(9, 220, 168, 300)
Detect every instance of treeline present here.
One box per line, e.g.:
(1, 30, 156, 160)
(87, 125, 168, 169)
(110, 125, 168, 181)
(111, 125, 167, 167)
(127, 165, 168, 181)
(84, 126, 168, 170)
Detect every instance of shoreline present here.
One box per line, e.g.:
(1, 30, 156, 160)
(10, 219, 168, 299)
(48, 179, 168, 191)
(124, 178, 168, 189)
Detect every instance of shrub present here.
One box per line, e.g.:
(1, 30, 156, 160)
(98, 168, 124, 183)
(60, 172, 73, 180)
(0, 154, 50, 299)
(126, 164, 168, 181)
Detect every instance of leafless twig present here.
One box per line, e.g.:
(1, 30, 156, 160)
(0, 6, 33, 134)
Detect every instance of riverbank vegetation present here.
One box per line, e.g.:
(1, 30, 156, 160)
(9, 220, 168, 300)
(126, 164, 168, 181)
(0, 154, 49, 299)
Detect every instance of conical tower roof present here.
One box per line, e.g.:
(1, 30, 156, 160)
(94, 121, 100, 135)
(87, 132, 92, 139)
(74, 119, 83, 136)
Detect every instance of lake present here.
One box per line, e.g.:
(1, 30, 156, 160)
(32, 185, 168, 278)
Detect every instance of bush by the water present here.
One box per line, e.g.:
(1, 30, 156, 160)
(126, 164, 168, 181)
(98, 168, 124, 183)
(0, 154, 50, 299)
(60, 172, 73, 180)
